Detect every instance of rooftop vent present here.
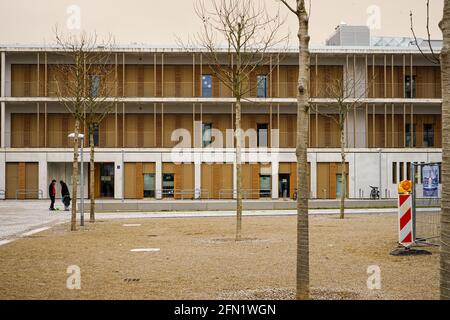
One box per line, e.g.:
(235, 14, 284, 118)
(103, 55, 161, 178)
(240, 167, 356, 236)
(326, 24, 370, 47)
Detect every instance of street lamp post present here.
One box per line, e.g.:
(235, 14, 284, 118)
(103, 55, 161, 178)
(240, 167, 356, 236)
(69, 133, 85, 226)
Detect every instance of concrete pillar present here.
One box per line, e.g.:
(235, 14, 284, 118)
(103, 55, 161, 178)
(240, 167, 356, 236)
(1, 52, 5, 148)
(348, 152, 356, 199)
(309, 153, 317, 199)
(232, 159, 237, 199)
(271, 161, 279, 199)
(115, 159, 123, 200)
(0, 102, 4, 148)
(38, 155, 48, 199)
(194, 161, 201, 199)
(0, 152, 5, 199)
(155, 158, 162, 199)
(1, 51, 5, 97)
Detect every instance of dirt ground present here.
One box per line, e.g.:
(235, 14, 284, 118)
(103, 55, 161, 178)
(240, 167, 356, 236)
(0, 213, 439, 300)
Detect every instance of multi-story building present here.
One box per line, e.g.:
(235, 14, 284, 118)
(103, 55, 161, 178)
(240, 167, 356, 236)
(0, 25, 443, 201)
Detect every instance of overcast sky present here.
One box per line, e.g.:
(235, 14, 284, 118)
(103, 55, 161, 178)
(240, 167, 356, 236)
(0, 0, 444, 46)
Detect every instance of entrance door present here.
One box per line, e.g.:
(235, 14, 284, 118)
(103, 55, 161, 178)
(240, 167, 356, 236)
(279, 174, 290, 198)
(100, 163, 115, 198)
(162, 173, 175, 198)
(336, 173, 345, 199)
(259, 175, 271, 198)
(144, 173, 155, 198)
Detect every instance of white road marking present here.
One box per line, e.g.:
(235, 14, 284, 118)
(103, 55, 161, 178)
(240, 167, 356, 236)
(21, 227, 50, 237)
(130, 248, 160, 252)
(0, 239, 14, 246)
(123, 224, 142, 227)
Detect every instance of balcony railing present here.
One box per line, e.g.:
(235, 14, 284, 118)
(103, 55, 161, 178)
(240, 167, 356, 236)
(7, 129, 441, 149)
(6, 80, 443, 99)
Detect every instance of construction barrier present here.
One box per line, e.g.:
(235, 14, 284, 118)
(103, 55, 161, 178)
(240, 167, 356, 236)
(398, 180, 414, 248)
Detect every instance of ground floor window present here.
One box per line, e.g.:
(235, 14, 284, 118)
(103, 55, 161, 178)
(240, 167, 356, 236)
(259, 175, 271, 198)
(278, 174, 290, 198)
(100, 163, 114, 198)
(392, 162, 397, 184)
(163, 174, 175, 198)
(144, 173, 155, 198)
(335, 173, 346, 198)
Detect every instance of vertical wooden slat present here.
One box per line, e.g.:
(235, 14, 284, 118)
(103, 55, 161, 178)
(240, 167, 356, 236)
(403, 104, 406, 147)
(315, 104, 319, 147)
(372, 104, 376, 147)
(18, 162, 26, 200)
(391, 55, 395, 98)
(365, 104, 368, 147)
(161, 53, 164, 97)
(384, 103, 387, 148)
(136, 162, 144, 199)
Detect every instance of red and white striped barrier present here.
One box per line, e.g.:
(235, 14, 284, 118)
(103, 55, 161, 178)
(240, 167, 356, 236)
(398, 194, 414, 247)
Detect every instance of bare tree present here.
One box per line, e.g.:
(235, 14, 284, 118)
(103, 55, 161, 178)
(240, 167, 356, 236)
(194, 0, 286, 241)
(410, 0, 440, 64)
(53, 30, 116, 230)
(439, 0, 450, 301)
(279, 0, 311, 300)
(82, 42, 117, 223)
(319, 76, 367, 219)
(411, 0, 450, 300)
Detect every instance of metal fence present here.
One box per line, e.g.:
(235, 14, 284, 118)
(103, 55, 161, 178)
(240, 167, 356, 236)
(411, 162, 441, 245)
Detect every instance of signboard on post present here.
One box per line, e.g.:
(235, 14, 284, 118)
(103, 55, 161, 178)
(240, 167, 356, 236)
(422, 164, 439, 198)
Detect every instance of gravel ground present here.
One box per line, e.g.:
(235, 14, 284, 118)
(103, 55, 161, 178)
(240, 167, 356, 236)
(0, 213, 439, 300)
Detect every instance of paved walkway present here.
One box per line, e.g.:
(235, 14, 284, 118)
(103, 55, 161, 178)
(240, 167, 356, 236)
(0, 200, 440, 243)
(0, 201, 69, 242)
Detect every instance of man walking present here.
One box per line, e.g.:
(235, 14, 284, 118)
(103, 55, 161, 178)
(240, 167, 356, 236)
(49, 180, 56, 211)
(60, 180, 71, 211)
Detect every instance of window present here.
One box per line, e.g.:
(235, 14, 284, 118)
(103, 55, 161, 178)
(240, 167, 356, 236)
(162, 174, 175, 198)
(405, 124, 416, 147)
(405, 75, 416, 98)
(399, 162, 404, 182)
(88, 124, 99, 147)
(202, 123, 212, 147)
(202, 75, 212, 97)
(257, 75, 268, 98)
(406, 162, 411, 181)
(414, 163, 419, 184)
(89, 75, 101, 97)
(392, 162, 397, 184)
(144, 173, 155, 198)
(257, 123, 269, 147)
(423, 123, 435, 147)
(259, 175, 271, 198)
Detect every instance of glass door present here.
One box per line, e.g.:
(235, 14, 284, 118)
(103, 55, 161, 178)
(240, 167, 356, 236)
(279, 174, 290, 198)
(260, 175, 272, 198)
(100, 163, 114, 198)
(336, 173, 346, 199)
(144, 174, 155, 198)
(162, 173, 175, 198)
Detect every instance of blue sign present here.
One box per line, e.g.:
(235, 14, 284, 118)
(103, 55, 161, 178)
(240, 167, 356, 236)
(422, 164, 439, 197)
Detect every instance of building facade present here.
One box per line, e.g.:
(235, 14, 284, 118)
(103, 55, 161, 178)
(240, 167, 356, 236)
(0, 26, 443, 201)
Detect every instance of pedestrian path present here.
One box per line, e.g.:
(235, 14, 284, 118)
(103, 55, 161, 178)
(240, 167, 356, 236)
(0, 200, 440, 243)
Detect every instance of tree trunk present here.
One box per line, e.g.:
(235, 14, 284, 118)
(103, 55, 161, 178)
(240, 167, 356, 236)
(70, 119, 80, 231)
(439, 0, 450, 300)
(295, 1, 310, 300)
(89, 126, 96, 223)
(340, 126, 346, 219)
(235, 98, 243, 241)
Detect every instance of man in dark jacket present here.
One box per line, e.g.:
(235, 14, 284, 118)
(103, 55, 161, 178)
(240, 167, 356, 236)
(49, 180, 56, 210)
(60, 181, 71, 211)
